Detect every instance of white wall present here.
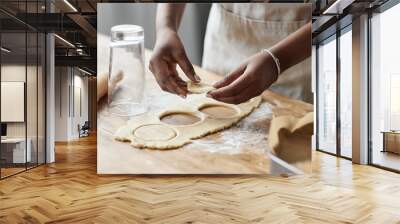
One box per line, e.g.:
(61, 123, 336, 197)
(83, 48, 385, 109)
(55, 66, 69, 141)
(1, 65, 37, 138)
(54, 67, 89, 141)
(1, 65, 26, 139)
(75, 74, 89, 123)
(1, 63, 47, 164)
(71, 74, 89, 138)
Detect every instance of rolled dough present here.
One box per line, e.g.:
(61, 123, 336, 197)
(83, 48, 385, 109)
(114, 96, 262, 149)
(187, 81, 215, 94)
(268, 112, 313, 161)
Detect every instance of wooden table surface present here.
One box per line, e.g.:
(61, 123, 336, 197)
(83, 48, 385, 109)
(97, 50, 313, 175)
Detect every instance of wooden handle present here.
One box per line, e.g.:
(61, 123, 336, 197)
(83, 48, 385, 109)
(97, 73, 108, 102)
(97, 71, 124, 102)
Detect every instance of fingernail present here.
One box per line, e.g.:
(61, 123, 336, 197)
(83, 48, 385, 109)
(194, 74, 201, 82)
(206, 92, 212, 98)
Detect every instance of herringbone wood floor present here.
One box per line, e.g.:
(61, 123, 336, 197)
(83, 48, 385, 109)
(1, 134, 400, 224)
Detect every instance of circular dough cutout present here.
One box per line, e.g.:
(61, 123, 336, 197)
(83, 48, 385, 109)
(133, 124, 176, 141)
(160, 112, 201, 126)
(199, 104, 239, 119)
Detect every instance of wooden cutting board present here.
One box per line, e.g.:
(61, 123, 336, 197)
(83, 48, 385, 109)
(97, 51, 313, 175)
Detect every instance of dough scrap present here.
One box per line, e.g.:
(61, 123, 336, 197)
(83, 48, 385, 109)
(268, 112, 313, 162)
(114, 96, 262, 149)
(187, 81, 215, 94)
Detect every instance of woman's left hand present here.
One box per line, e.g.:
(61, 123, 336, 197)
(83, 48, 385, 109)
(207, 51, 279, 104)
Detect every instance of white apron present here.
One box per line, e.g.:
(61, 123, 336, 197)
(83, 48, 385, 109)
(202, 3, 312, 103)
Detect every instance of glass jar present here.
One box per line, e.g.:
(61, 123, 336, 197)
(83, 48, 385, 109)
(108, 24, 147, 117)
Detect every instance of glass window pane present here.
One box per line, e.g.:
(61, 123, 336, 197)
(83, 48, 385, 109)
(371, 3, 400, 171)
(339, 28, 352, 158)
(26, 0, 39, 170)
(27, 31, 38, 169)
(38, 32, 46, 165)
(0, 0, 46, 179)
(317, 36, 337, 154)
(1, 31, 28, 177)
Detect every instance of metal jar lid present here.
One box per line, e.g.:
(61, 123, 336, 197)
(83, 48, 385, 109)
(111, 24, 144, 42)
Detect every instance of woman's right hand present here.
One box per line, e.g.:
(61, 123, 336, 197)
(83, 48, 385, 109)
(149, 28, 200, 98)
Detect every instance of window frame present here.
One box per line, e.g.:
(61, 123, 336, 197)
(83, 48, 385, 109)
(367, 0, 400, 173)
(0, 0, 47, 180)
(315, 21, 353, 160)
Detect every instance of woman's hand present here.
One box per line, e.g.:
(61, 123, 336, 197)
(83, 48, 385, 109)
(149, 28, 200, 98)
(207, 51, 279, 104)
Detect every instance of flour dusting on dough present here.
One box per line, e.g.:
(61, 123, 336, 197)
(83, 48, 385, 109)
(193, 103, 272, 154)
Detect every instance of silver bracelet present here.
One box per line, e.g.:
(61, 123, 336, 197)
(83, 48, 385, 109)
(262, 49, 281, 77)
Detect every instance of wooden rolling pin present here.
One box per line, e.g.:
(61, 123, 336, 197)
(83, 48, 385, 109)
(268, 112, 314, 161)
(97, 71, 124, 102)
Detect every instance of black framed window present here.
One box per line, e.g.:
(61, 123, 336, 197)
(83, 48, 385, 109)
(369, 1, 400, 172)
(315, 22, 353, 159)
(0, 0, 47, 180)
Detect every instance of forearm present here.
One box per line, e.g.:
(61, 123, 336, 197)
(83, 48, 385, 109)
(270, 22, 312, 74)
(156, 3, 186, 34)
